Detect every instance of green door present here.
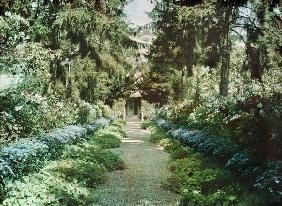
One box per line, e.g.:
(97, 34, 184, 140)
(128, 100, 135, 116)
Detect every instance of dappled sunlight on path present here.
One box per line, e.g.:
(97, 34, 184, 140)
(94, 120, 180, 206)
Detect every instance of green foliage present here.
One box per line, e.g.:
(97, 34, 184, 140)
(1, 121, 125, 205)
(106, 121, 126, 138)
(0, 118, 114, 201)
(0, 0, 136, 149)
(63, 143, 125, 171)
(50, 159, 107, 188)
(255, 161, 282, 202)
(141, 120, 153, 130)
(92, 132, 122, 149)
(148, 126, 169, 144)
(179, 190, 261, 206)
(83, 149, 125, 171)
(141, 100, 155, 119)
(91, 125, 124, 149)
(76, 101, 101, 124)
(0, 88, 104, 144)
(157, 91, 282, 161)
(169, 145, 191, 160)
(163, 138, 264, 205)
(2, 171, 97, 206)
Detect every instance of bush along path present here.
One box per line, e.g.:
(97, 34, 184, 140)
(94, 120, 180, 206)
(148, 119, 281, 205)
(0, 119, 126, 205)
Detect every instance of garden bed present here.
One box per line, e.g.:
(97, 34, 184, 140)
(0, 118, 117, 202)
(150, 118, 282, 204)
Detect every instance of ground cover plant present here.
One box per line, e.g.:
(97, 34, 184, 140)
(0, 0, 281, 205)
(153, 117, 282, 203)
(147, 122, 275, 205)
(1, 120, 126, 205)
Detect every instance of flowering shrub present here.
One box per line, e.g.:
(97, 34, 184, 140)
(141, 100, 155, 120)
(0, 140, 49, 178)
(39, 126, 87, 158)
(0, 118, 110, 197)
(1, 120, 125, 205)
(0, 89, 104, 144)
(157, 92, 282, 162)
(153, 117, 282, 201)
(76, 100, 102, 124)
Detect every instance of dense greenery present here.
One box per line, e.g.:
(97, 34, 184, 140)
(139, 1, 281, 203)
(0, 0, 281, 205)
(0, 0, 137, 144)
(147, 123, 271, 205)
(146, 0, 281, 159)
(0, 118, 110, 200)
(1, 120, 125, 205)
(152, 117, 282, 203)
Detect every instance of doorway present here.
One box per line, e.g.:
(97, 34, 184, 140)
(126, 98, 141, 116)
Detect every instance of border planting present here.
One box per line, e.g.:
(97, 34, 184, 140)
(152, 117, 282, 202)
(0, 118, 111, 199)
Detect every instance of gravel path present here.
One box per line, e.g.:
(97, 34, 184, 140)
(94, 120, 180, 206)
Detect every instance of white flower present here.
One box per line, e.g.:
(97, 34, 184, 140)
(56, 102, 64, 108)
(257, 102, 263, 108)
(230, 114, 241, 122)
(15, 105, 23, 111)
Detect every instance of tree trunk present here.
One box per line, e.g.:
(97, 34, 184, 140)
(219, 43, 231, 96)
(219, 5, 233, 97)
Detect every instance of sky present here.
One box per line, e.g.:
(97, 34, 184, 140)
(124, 0, 156, 27)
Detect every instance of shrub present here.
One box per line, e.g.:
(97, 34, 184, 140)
(110, 119, 125, 128)
(107, 123, 126, 138)
(179, 190, 243, 206)
(94, 118, 111, 128)
(92, 130, 122, 149)
(84, 124, 99, 135)
(1, 119, 125, 205)
(0, 140, 49, 178)
(149, 127, 169, 144)
(141, 120, 152, 129)
(63, 144, 125, 171)
(153, 118, 254, 174)
(170, 146, 191, 160)
(255, 161, 282, 202)
(0, 117, 110, 200)
(83, 149, 125, 171)
(154, 118, 277, 203)
(160, 138, 182, 153)
(0, 160, 13, 199)
(76, 100, 101, 124)
(225, 153, 257, 176)
(50, 159, 107, 188)
(40, 126, 87, 158)
(165, 143, 263, 206)
(2, 173, 95, 206)
(0, 89, 98, 144)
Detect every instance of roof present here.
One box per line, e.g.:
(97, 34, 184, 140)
(130, 91, 142, 98)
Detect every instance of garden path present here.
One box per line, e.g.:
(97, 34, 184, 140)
(94, 120, 180, 206)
